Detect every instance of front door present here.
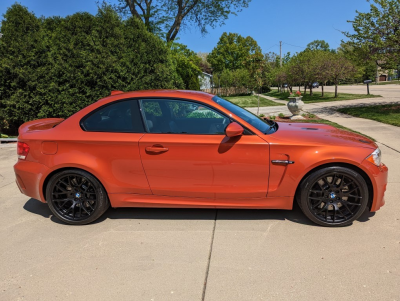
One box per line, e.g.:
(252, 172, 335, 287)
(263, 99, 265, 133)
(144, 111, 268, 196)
(138, 98, 269, 199)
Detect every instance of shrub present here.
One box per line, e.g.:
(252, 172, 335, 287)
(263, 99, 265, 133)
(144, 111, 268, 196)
(0, 4, 183, 134)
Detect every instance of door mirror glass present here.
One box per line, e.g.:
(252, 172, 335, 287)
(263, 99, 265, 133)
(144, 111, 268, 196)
(225, 122, 244, 137)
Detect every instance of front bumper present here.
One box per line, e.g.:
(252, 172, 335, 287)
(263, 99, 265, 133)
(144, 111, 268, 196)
(14, 160, 50, 202)
(360, 160, 388, 212)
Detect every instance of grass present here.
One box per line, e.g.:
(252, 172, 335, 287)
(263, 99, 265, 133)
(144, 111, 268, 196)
(264, 91, 381, 103)
(375, 81, 400, 85)
(224, 95, 282, 107)
(338, 103, 400, 127)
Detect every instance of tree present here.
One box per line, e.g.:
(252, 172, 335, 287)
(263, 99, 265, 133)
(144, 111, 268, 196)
(306, 40, 331, 52)
(116, 0, 251, 42)
(245, 52, 265, 114)
(207, 32, 262, 73)
(170, 43, 202, 90)
(315, 51, 335, 97)
(344, 0, 400, 71)
(0, 4, 184, 133)
(330, 55, 357, 97)
(197, 52, 211, 73)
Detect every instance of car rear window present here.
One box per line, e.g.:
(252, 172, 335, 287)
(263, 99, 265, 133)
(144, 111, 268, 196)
(81, 99, 144, 133)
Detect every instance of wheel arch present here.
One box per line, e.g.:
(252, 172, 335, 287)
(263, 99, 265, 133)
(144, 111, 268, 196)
(294, 162, 374, 210)
(42, 167, 109, 202)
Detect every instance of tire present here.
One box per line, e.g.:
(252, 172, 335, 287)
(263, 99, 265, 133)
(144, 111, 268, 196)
(46, 169, 109, 225)
(297, 166, 369, 227)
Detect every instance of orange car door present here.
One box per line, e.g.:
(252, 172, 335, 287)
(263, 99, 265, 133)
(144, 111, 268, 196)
(138, 98, 269, 199)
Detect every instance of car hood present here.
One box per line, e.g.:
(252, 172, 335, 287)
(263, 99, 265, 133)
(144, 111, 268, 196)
(270, 122, 377, 150)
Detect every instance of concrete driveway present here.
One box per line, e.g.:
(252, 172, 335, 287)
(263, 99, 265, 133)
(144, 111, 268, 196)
(1, 94, 400, 300)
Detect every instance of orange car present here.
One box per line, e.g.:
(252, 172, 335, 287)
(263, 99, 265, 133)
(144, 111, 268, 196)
(14, 90, 388, 226)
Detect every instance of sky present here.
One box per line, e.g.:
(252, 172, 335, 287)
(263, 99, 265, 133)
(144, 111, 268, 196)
(0, 0, 372, 55)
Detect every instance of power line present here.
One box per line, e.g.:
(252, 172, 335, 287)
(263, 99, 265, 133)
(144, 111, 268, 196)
(282, 42, 306, 49)
(264, 44, 279, 51)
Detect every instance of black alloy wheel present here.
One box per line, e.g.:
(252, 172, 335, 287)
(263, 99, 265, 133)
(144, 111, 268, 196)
(46, 170, 109, 225)
(298, 166, 369, 227)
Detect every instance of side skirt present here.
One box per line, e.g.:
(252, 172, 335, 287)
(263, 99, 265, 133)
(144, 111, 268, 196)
(109, 194, 294, 210)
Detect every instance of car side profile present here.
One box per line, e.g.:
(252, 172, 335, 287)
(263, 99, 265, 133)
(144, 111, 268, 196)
(14, 90, 388, 226)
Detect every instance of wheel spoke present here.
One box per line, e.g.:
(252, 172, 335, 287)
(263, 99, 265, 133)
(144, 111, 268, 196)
(312, 200, 323, 208)
(341, 202, 354, 215)
(347, 195, 362, 199)
(337, 207, 347, 220)
(81, 206, 91, 215)
(333, 207, 336, 223)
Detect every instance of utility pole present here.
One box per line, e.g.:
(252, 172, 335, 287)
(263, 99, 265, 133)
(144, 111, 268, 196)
(279, 41, 282, 67)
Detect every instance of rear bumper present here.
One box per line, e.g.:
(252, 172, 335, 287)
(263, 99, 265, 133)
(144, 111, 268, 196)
(360, 160, 388, 212)
(14, 160, 49, 202)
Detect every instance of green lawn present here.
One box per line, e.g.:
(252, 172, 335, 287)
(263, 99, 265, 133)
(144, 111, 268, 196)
(264, 91, 381, 103)
(338, 104, 400, 127)
(376, 81, 400, 85)
(224, 95, 282, 107)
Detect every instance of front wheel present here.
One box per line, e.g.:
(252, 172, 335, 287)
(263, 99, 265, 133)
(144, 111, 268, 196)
(297, 166, 369, 227)
(46, 170, 109, 225)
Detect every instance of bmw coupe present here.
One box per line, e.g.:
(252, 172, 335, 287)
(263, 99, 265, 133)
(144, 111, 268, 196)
(14, 90, 388, 226)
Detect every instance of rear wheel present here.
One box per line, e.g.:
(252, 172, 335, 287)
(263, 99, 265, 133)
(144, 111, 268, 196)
(46, 170, 109, 225)
(297, 166, 369, 227)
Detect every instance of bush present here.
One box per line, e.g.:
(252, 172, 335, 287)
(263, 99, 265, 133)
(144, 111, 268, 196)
(0, 4, 184, 134)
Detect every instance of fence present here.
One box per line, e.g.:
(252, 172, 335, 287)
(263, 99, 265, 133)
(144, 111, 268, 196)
(200, 86, 250, 97)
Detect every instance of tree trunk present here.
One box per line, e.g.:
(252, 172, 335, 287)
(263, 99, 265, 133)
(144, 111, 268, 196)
(310, 86, 313, 96)
(322, 84, 324, 97)
(257, 92, 260, 115)
(304, 84, 307, 95)
(335, 84, 338, 98)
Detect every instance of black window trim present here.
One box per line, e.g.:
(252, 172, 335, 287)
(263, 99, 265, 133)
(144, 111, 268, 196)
(80, 96, 255, 135)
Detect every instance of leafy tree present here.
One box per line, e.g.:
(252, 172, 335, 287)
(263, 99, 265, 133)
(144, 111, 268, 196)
(315, 51, 335, 96)
(0, 4, 183, 133)
(344, 0, 400, 70)
(197, 52, 211, 73)
(170, 43, 202, 90)
(245, 52, 265, 114)
(330, 55, 357, 97)
(306, 40, 331, 52)
(207, 32, 262, 73)
(0, 4, 46, 131)
(116, 0, 251, 41)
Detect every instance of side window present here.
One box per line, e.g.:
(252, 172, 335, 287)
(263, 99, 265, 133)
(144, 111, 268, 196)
(82, 100, 144, 133)
(141, 99, 230, 134)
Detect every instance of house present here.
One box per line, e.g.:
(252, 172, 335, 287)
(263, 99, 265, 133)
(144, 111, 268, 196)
(199, 72, 212, 91)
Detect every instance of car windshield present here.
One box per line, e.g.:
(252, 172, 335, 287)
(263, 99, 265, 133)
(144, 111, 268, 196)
(212, 96, 275, 134)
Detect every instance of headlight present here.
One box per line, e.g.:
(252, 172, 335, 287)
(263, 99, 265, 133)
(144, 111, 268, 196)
(366, 148, 381, 166)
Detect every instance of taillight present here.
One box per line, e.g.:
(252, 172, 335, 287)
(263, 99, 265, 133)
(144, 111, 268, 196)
(17, 142, 30, 160)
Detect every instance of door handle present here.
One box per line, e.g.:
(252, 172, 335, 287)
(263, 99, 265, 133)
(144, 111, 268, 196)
(145, 145, 169, 153)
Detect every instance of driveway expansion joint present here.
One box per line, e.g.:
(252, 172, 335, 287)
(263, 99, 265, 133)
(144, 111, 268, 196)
(201, 209, 218, 301)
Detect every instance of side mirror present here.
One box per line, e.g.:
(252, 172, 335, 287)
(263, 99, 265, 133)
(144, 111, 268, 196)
(225, 122, 244, 137)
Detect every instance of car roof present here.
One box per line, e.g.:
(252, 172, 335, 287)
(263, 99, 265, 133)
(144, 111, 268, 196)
(98, 89, 216, 106)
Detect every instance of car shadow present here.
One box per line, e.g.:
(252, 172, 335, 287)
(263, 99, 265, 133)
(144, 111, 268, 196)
(23, 198, 375, 227)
